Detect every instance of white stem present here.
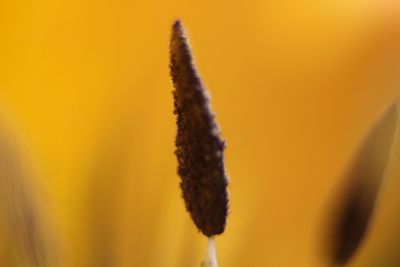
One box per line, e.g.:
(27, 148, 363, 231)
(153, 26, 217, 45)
(201, 237, 218, 267)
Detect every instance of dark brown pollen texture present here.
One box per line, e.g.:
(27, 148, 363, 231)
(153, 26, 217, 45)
(169, 20, 229, 237)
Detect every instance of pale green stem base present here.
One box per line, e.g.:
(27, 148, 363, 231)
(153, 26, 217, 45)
(200, 237, 218, 267)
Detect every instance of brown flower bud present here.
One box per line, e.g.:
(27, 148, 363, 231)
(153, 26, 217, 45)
(169, 20, 229, 237)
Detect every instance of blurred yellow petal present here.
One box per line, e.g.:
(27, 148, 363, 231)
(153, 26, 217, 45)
(0, 1, 400, 267)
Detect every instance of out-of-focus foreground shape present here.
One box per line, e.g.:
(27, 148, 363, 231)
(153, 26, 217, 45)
(323, 101, 398, 266)
(0, 126, 49, 267)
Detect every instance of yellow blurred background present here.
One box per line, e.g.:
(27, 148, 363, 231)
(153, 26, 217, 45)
(0, 0, 400, 266)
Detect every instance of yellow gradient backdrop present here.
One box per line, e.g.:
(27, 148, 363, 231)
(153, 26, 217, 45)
(0, 1, 400, 266)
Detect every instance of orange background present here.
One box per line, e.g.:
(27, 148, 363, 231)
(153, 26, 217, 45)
(0, 1, 400, 266)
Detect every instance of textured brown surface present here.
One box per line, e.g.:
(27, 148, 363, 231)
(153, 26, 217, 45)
(169, 20, 229, 237)
(327, 102, 398, 266)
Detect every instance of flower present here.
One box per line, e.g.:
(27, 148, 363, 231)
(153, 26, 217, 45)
(0, 1, 400, 266)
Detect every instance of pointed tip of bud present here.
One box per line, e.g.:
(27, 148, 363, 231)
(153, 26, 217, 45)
(170, 19, 187, 47)
(172, 19, 183, 30)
